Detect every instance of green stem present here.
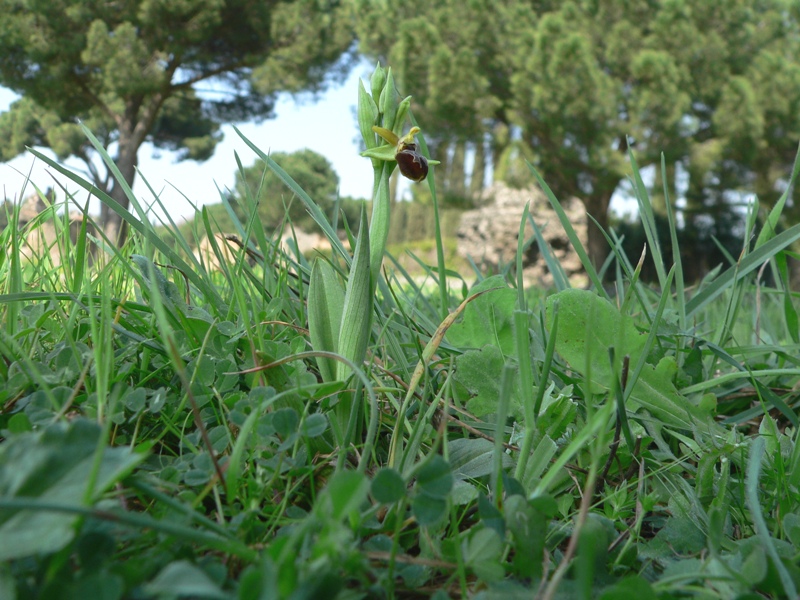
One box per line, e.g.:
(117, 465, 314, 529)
(369, 163, 392, 290)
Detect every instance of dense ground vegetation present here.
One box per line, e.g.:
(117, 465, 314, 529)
(3, 64, 800, 600)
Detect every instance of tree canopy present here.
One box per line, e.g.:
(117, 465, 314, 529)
(354, 0, 800, 266)
(234, 148, 340, 231)
(0, 0, 355, 241)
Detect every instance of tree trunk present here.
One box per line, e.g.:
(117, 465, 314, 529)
(448, 140, 466, 199)
(469, 139, 486, 203)
(100, 96, 164, 245)
(102, 156, 137, 245)
(434, 139, 450, 194)
(583, 192, 613, 271)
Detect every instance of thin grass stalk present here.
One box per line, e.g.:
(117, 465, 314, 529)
(26, 147, 226, 314)
(756, 142, 800, 250)
(619, 274, 681, 443)
(618, 246, 647, 316)
(5, 194, 24, 338)
(232, 127, 349, 265)
(135, 174, 215, 280)
(527, 210, 569, 291)
(661, 154, 686, 332)
(598, 224, 655, 326)
(628, 146, 668, 289)
(527, 162, 607, 295)
(70, 199, 91, 296)
(515, 306, 552, 483)
(685, 222, 800, 317)
(388, 252, 451, 328)
(240, 151, 285, 271)
(399, 378, 446, 474)
(409, 115, 448, 320)
(492, 365, 514, 502)
(541, 460, 600, 600)
(85, 265, 113, 424)
(746, 436, 798, 597)
(388, 290, 488, 469)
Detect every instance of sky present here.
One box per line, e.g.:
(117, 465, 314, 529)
(0, 59, 378, 223)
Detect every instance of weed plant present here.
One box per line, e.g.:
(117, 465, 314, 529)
(2, 64, 800, 599)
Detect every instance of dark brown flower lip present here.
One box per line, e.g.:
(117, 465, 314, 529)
(396, 142, 429, 182)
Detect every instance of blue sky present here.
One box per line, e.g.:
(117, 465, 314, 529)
(0, 60, 378, 223)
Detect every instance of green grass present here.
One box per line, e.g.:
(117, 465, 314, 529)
(3, 98, 800, 599)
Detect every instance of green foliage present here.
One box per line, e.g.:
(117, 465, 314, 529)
(0, 0, 355, 235)
(3, 76, 800, 599)
(0, 420, 145, 561)
(354, 0, 800, 264)
(231, 149, 341, 231)
(613, 208, 750, 284)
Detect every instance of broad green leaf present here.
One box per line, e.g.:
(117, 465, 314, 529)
(411, 494, 447, 527)
(577, 515, 610, 596)
(505, 494, 547, 579)
(446, 276, 517, 355)
(451, 480, 479, 505)
(371, 468, 406, 504)
(598, 576, 657, 600)
(545, 289, 646, 386)
(0, 420, 146, 561)
(319, 471, 369, 521)
(464, 528, 505, 582)
(301, 413, 328, 438)
(783, 513, 800, 548)
(449, 438, 514, 480)
(545, 289, 713, 431)
(454, 345, 522, 419)
(740, 545, 768, 586)
(478, 494, 505, 538)
(272, 408, 299, 438)
(72, 572, 124, 600)
(654, 516, 706, 555)
(415, 455, 453, 499)
(143, 561, 227, 599)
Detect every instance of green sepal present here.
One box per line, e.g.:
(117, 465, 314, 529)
(380, 68, 398, 133)
(358, 79, 379, 151)
(370, 62, 386, 106)
(361, 145, 397, 161)
(393, 96, 412, 137)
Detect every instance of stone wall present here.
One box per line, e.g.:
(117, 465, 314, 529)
(456, 182, 588, 288)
